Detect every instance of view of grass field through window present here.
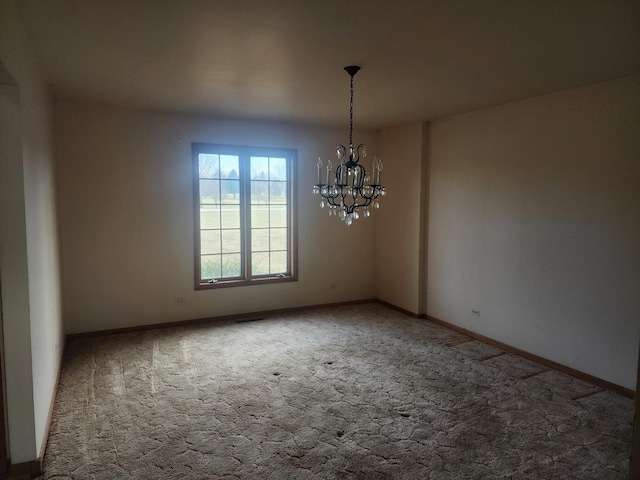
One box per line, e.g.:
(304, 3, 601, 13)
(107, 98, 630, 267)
(196, 147, 291, 284)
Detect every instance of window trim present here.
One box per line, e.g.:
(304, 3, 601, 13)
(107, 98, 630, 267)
(192, 143, 298, 290)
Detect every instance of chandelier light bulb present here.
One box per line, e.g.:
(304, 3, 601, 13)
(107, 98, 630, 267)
(316, 157, 323, 186)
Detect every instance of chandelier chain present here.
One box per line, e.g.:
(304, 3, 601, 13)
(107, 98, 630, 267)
(349, 74, 354, 148)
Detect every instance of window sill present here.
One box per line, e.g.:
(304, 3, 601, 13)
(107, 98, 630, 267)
(196, 275, 297, 290)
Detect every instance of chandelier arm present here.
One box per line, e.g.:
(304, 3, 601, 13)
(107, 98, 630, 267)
(335, 164, 346, 186)
(353, 164, 366, 188)
(353, 144, 366, 164)
(344, 200, 371, 214)
(353, 199, 372, 210)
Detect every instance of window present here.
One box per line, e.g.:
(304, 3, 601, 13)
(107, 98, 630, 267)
(193, 143, 297, 289)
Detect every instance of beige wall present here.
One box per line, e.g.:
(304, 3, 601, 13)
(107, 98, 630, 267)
(428, 75, 640, 389)
(55, 102, 378, 334)
(0, 0, 64, 463)
(375, 122, 429, 314)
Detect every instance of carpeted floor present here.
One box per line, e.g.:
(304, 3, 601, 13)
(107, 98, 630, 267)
(43, 303, 633, 479)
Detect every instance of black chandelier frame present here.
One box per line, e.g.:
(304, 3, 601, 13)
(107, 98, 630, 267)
(313, 66, 386, 223)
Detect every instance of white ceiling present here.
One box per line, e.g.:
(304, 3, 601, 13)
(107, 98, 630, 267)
(16, 0, 640, 129)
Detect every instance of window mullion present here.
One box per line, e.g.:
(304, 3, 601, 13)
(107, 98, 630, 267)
(241, 151, 252, 280)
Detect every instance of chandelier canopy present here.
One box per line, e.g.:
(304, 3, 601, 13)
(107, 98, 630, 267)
(313, 66, 386, 226)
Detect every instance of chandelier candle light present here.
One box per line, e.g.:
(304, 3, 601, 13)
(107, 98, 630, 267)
(313, 66, 386, 226)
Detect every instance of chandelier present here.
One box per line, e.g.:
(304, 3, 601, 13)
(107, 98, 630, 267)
(313, 66, 386, 226)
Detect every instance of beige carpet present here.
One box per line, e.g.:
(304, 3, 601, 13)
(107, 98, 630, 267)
(43, 303, 633, 479)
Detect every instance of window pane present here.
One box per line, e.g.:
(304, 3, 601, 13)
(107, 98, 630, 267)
(252, 252, 269, 275)
(269, 181, 286, 204)
(270, 205, 287, 228)
(200, 179, 220, 204)
(221, 229, 241, 254)
(269, 228, 287, 251)
(269, 157, 287, 181)
(221, 254, 241, 277)
(199, 154, 220, 179)
(220, 180, 240, 204)
(250, 180, 269, 205)
(219, 155, 239, 176)
(220, 206, 240, 228)
(270, 251, 288, 274)
(250, 156, 268, 180)
(251, 228, 269, 252)
(201, 255, 221, 279)
(251, 205, 269, 228)
(200, 207, 220, 229)
(201, 230, 221, 255)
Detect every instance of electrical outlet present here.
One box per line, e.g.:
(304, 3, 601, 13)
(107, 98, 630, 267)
(175, 297, 186, 305)
(471, 309, 480, 317)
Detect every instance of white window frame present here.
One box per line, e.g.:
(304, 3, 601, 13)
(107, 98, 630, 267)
(192, 143, 298, 289)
